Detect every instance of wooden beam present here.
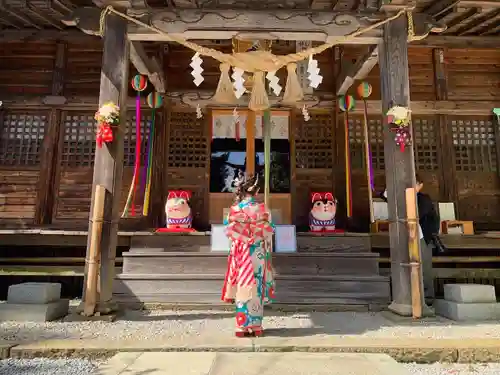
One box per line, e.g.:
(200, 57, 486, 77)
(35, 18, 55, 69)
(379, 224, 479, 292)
(413, 34, 500, 47)
(129, 41, 166, 93)
(80, 12, 130, 315)
(423, 0, 460, 18)
(3, 94, 499, 116)
(457, 9, 500, 35)
(337, 45, 378, 95)
(379, 15, 421, 316)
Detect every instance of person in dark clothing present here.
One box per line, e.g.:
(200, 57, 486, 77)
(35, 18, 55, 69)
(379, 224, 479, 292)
(378, 176, 446, 255)
(415, 175, 446, 255)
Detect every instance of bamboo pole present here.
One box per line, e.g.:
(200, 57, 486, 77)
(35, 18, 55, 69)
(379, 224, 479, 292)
(406, 187, 423, 319)
(82, 184, 106, 317)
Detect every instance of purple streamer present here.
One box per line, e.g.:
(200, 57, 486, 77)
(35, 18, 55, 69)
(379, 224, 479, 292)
(368, 145, 374, 191)
(140, 119, 151, 196)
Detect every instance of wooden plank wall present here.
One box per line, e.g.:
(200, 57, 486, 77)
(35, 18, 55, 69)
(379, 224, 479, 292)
(0, 40, 499, 230)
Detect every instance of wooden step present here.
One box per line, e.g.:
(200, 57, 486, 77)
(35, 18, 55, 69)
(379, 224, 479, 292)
(122, 252, 380, 276)
(113, 274, 391, 305)
(129, 233, 371, 253)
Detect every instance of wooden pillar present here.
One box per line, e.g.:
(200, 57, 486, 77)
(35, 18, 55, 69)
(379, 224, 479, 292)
(333, 46, 347, 229)
(81, 13, 129, 313)
(432, 48, 458, 206)
(34, 41, 66, 225)
(379, 16, 421, 316)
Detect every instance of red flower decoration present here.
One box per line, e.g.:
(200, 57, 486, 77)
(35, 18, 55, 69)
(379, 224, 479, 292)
(96, 123, 114, 148)
(268, 287, 275, 299)
(236, 312, 247, 326)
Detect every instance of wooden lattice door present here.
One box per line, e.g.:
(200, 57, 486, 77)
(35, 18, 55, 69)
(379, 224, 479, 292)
(0, 110, 48, 226)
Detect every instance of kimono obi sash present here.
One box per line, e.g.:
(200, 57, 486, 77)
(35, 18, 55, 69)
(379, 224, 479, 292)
(225, 201, 274, 245)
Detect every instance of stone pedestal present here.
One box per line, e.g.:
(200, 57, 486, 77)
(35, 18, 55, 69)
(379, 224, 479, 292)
(435, 283, 500, 321)
(0, 283, 69, 322)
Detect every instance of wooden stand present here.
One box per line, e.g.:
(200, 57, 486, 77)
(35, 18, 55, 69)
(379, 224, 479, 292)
(371, 220, 389, 233)
(441, 220, 474, 235)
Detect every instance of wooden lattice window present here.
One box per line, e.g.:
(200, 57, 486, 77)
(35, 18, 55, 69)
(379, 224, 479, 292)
(61, 112, 95, 167)
(412, 116, 438, 171)
(451, 117, 497, 172)
(348, 115, 385, 170)
(295, 112, 333, 169)
(0, 111, 47, 166)
(168, 110, 208, 168)
(61, 111, 153, 168)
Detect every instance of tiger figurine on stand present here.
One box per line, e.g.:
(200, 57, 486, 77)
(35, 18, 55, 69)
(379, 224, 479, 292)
(165, 190, 193, 231)
(309, 192, 338, 232)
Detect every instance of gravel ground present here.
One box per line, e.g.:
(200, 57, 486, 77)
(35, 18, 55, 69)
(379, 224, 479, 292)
(0, 358, 500, 375)
(0, 358, 99, 375)
(404, 363, 500, 375)
(2, 306, 500, 343)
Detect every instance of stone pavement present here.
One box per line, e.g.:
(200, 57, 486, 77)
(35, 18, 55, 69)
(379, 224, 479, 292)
(94, 352, 408, 375)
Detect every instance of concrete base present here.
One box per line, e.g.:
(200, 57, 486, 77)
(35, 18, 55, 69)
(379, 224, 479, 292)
(0, 299, 69, 322)
(95, 352, 409, 375)
(434, 299, 500, 321)
(388, 302, 435, 317)
(444, 284, 496, 304)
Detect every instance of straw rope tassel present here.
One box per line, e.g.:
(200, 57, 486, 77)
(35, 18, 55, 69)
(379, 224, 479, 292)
(345, 111, 352, 218)
(143, 109, 155, 216)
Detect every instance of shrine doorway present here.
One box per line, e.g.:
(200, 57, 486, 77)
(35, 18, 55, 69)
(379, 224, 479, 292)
(208, 109, 292, 225)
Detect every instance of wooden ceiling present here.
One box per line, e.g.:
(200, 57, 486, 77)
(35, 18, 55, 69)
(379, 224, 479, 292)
(0, 0, 499, 38)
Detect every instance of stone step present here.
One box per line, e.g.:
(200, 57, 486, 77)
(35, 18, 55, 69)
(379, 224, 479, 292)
(434, 299, 500, 321)
(122, 252, 380, 276)
(444, 283, 497, 304)
(113, 274, 390, 305)
(7, 282, 61, 304)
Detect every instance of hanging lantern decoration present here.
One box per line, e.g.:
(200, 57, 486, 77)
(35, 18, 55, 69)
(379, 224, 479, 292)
(386, 106, 412, 152)
(131, 74, 148, 92)
(146, 92, 163, 109)
(357, 82, 375, 222)
(338, 95, 356, 112)
(357, 82, 373, 99)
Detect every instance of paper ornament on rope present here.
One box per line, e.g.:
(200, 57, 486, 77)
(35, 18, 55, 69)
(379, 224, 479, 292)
(190, 52, 204, 87)
(232, 68, 246, 99)
(307, 55, 323, 89)
(196, 104, 203, 119)
(266, 71, 282, 96)
(302, 105, 310, 122)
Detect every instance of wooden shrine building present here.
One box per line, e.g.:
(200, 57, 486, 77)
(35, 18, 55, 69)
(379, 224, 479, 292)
(1, 0, 500, 315)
